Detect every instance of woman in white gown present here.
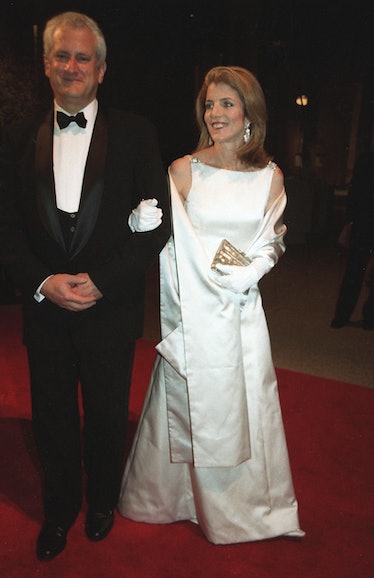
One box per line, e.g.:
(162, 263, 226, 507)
(118, 66, 304, 544)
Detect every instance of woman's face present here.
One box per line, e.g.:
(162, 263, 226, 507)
(204, 82, 248, 147)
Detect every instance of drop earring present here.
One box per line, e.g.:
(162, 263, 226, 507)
(244, 122, 251, 144)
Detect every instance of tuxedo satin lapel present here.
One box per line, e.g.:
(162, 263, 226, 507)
(35, 111, 67, 252)
(69, 110, 107, 259)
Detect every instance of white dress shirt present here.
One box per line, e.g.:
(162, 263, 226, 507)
(34, 99, 98, 301)
(54, 99, 98, 212)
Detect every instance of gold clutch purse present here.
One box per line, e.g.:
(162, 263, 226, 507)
(211, 239, 250, 269)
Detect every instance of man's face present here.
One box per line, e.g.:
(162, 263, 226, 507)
(44, 25, 106, 114)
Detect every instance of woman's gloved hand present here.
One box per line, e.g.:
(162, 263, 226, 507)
(128, 198, 163, 232)
(212, 263, 258, 294)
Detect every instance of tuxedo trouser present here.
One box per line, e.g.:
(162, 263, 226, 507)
(333, 244, 374, 323)
(27, 341, 135, 527)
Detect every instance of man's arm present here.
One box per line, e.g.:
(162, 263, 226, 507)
(88, 114, 171, 304)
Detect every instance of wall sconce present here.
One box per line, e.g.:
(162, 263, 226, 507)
(296, 94, 308, 106)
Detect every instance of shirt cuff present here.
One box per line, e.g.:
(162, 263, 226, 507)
(34, 275, 54, 302)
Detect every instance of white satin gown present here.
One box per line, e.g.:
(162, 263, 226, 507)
(118, 158, 304, 544)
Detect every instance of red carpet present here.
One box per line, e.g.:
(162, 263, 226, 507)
(0, 304, 373, 577)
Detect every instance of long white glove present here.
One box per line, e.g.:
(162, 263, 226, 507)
(213, 253, 279, 294)
(212, 262, 259, 294)
(128, 198, 163, 232)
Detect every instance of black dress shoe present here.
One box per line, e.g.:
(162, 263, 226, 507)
(85, 510, 114, 541)
(37, 524, 67, 561)
(330, 317, 348, 329)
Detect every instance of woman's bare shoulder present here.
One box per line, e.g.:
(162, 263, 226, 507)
(265, 162, 285, 211)
(269, 162, 284, 191)
(169, 155, 192, 176)
(169, 156, 193, 200)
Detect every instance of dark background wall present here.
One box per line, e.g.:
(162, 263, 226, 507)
(0, 0, 373, 184)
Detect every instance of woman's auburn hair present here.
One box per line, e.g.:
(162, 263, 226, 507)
(195, 66, 270, 169)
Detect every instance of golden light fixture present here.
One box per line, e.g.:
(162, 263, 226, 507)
(296, 94, 308, 106)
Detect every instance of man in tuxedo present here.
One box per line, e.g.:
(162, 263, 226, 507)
(0, 12, 170, 560)
(331, 149, 374, 330)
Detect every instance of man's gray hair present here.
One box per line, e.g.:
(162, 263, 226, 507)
(43, 11, 107, 66)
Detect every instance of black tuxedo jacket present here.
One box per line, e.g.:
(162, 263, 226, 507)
(0, 106, 171, 350)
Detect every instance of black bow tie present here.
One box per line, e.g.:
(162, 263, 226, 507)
(57, 111, 87, 129)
